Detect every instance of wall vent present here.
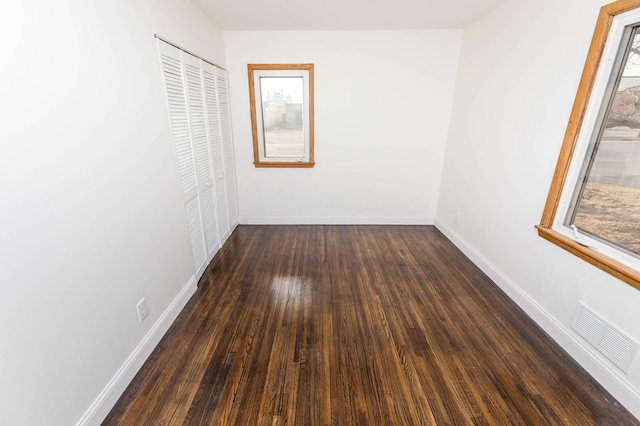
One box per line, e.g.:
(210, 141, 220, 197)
(572, 303, 638, 374)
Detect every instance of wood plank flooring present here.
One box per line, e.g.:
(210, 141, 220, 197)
(104, 225, 638, 425)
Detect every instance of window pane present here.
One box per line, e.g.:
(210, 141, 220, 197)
(259, 77, 304, 158)
(568, 28, 640, 256)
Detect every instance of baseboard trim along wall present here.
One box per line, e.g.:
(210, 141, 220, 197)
(434, 218, 640, 420)
(239, 216, 434, 225)
(76, 276, 198, 426)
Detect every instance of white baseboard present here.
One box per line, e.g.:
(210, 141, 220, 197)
(434, 218, 640, 420)
(239, 216, 434, 225)
(76, 276, 198, 426)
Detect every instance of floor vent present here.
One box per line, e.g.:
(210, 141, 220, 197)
(572, 303, 638, 374)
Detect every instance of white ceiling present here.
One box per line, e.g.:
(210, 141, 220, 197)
(191, 0, 509, 31)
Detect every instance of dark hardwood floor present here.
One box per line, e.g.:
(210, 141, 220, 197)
(104, 225, 638, 425)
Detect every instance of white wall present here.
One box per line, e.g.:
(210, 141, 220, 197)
(436, 0, 640, 417)
(224, 30, 462, 224)
(0, 1, 225, 424)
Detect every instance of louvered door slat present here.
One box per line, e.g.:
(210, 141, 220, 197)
(159, 52, 196, 194)
(225, 173, 238, 228)
(199, 186, 218, 255)
(203, 67, 225, 178)
(216, 71, 235, 176)
(183, 55, 211, 185)
(184, 197, 206, 272)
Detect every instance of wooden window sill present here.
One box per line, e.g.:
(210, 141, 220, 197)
(253, 162, 315, 168)
(536, 225, 640, 290)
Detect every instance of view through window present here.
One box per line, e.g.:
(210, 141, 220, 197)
(567, 26, 640, 256)
(259, 77, 305, 158)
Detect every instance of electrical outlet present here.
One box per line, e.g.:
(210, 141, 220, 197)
(455, 212, 461, 224)
(136, 298, 149, 322)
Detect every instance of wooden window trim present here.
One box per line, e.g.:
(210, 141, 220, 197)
(248, 63, 315, 168)
(537, 0, 640, 290)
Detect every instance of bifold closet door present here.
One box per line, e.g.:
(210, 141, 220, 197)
(157, 38, 237, 278)
(216, 69, 239, 230)
(181, 52, 221, 263)
(202, 62, 230, 243)
(157, 40, 207, 278)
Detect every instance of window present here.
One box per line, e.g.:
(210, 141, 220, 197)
(537, 0, 640, 290)
(248, 64, 314, 168)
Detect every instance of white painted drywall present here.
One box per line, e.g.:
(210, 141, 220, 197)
(0, 1, 225, 424)
(436, 0, 640, 416)
(224, 30, 462, 224)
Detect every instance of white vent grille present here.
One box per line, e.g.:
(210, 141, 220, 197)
(572, 303, 638, 373)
